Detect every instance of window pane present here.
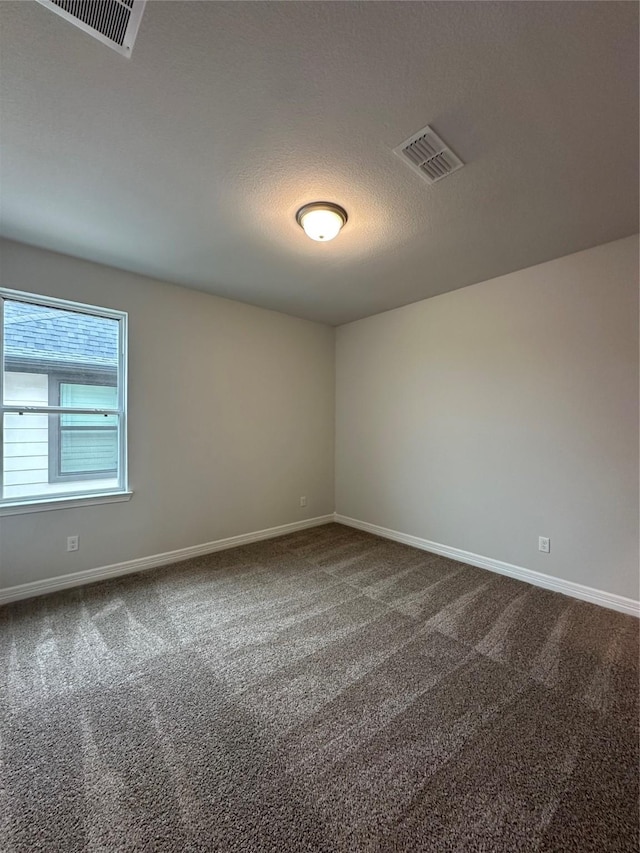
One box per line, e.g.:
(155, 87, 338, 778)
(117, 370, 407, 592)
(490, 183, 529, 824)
(60, 383, 118, 425)
(2, 413, 121, 501)
(59, 416, 118, 475)
(1, 294, 126, 504)
(2, 299, 119, 401)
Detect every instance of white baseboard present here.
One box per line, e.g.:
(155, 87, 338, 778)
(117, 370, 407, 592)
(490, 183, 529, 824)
(0, 514, 334, 605)
(5, 511, 637, 618)
(334, 514, 640, 618)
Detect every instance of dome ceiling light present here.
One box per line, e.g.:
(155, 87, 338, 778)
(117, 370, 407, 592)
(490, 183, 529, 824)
(296, 202, 348, 242)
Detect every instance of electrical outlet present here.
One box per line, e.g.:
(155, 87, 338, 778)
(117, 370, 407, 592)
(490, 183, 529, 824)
(67, 535, 79, 552)
(299, 496, 307, 507)
(538, 536, 550, 554)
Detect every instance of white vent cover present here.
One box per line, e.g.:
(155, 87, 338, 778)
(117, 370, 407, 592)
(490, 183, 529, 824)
(36, 0, 146, 56)
(393, 125, 464, 185)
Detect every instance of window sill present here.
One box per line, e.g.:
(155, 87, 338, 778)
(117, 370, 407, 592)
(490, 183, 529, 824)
(0, 490, 133, 516)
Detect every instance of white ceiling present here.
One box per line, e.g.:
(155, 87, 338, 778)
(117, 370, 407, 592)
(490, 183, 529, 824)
(0, 1, 637, 325)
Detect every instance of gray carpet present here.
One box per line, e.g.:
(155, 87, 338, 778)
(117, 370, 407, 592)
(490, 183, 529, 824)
(1, 523, 638, 852)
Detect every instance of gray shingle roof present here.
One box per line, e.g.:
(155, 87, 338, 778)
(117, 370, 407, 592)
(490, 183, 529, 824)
(4, 300, 118, 369)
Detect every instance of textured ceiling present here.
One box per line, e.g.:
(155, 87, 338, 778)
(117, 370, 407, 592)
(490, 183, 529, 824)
(0, 1, 638, 325)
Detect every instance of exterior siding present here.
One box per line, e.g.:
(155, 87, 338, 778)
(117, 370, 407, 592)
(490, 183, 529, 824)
(3, 373, 49, 498)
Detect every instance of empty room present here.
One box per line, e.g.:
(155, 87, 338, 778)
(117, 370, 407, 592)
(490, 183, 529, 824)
(0, 2, 638, 851)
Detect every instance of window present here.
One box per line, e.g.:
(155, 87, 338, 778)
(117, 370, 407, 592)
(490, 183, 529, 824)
(49, 377, 119, 482)
(0, 289, 128, 509)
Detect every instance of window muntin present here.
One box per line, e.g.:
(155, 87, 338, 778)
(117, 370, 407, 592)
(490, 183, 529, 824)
(0, 291, 127, 506)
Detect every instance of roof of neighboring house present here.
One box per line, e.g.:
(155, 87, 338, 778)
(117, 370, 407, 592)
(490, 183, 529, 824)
(4, 299, 118, 370)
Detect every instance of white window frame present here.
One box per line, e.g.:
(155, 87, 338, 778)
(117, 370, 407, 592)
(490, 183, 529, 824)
(0, 288, 131, 514)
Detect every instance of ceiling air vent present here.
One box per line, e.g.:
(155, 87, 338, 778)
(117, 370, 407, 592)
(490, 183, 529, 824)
(36, 0, 146, 56)
(393, 125, 464, 185)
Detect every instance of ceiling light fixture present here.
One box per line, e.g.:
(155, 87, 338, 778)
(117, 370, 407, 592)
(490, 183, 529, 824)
(296, 202, 348, 242)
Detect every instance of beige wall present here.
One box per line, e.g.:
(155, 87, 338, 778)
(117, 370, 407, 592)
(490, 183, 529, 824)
(0, 239, 335, 588)
(336, 235, 639, 601)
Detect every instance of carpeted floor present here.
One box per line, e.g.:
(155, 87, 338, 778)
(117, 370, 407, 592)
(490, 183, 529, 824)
(1, 523, 638, 852)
